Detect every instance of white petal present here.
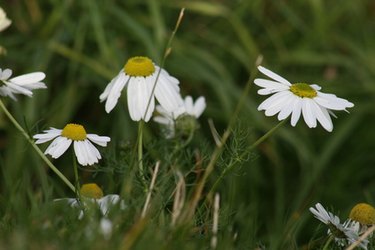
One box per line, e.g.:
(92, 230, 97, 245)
(258, 91, 290, 111)
(192, 96, 206, 118)
(277, 95, 297, 120)
(127, 77, 154, 122)
(153, 116, 173, 125)
(104, 72, 129, 113)
(184, 96, 194, 114)
(257, 66, 291, 86)
(154, 71, 183, 113)
(45, 137, 72, 159)
(314, 92, 354, 110)
(311, 101, 333, 132)
(4, 82, 33, 96)
(263, 92, 291, 117)
(74, 140, 101, 166)
(86, 134, 110, 147)
(291, 98, 303, 126)
(100, 70, 122, 102)
(302, 98, 317, 128)
(310, 84, 321, 91)
(98, 195, 120, 215)
(33, 128, 62, 144)
(0, 69, 12, 80)
(10, 72, 46, 85)
(254, 79, 290, 92)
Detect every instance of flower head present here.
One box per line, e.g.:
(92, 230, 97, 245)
(254, 66, 354, 132)
(153, 95, 206, 138)
(0, 7, 11, 32)
(349, 203, 375, 225)
(100, 56, 183, 122)
(0, 68, 46, 100)
(33, 123, 110, 166)
(55, 183, 126, 220)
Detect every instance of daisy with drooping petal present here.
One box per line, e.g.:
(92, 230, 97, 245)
(99, 56, 183, 122)
(310, 203, 368, 249)
(0, 68, 46, 100)
(254, 66, 354, 132)
(33, 124, 110, 166)
(154, 95, 206, 138)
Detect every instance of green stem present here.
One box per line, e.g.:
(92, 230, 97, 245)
(208, 119, 287, 194)
(138, 120, 147, 191)
(322, 235, 333, 250)
(72, 153, 81, 199)
(0, 99, 76, 193)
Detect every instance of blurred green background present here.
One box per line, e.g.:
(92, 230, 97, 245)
(1, 0, 375, 249)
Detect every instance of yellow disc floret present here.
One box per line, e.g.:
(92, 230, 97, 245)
(61, 123, 87, 141)
(80, 183, 104, 199)
(290, 83, 317, 98)
(124, 56, 155, 77)
(349, 203, 375, 225)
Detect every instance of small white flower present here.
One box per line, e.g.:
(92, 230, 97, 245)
(254, 66, 354, 132)
(99, 56, 183, 122)
(154, 95, 206, 138)
(0, 68, 46, 100)
(0, 7, 11, 32)
(33, 123, 110, 166)
(310, 203, 368, 249)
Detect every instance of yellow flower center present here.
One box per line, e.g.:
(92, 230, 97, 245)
(123, 56, 155, 77)
(290, 83, 317, 98)
(349, 203, 375, 225)
(61, 123, 87, 141)
(80, 183, 104, 199)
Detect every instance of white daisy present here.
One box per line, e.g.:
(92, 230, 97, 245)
(0, 68, 46, 100)
(33, 123, 110, 166)
(0, 7, 11, 32)
(55, 183, 126, 220)
(310, 203, 366, 248)
(153, 95, 206, 138)
(254, 66, 354, 132)
(99, 56, 183, 122)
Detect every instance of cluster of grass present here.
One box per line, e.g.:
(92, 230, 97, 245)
(1, 0, 375, 249)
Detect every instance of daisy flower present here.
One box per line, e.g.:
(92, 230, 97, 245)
(153, 95, 206, 138)
(0, 68, 46, 100)
(55, 183, 126, 220)
(33, 123, 110, 166)
(310, 203, 367, 248)
(254, 66, 354, 132)
(99, 56, 183, 122)
(0, 7, 11, 32)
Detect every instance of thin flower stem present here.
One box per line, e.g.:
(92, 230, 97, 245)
(143, 8, 185, 120)
(208, 119, 287, 198)
(137, 120, 147, 192)
(72, 153, 81, 199)
(180, 59, 260, 222)
(141, 161, 160, 218)
(0, 99, 76, 193)
(322, 235, 333, 250)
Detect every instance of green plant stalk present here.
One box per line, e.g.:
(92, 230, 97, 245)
(72, 153, 81, 199)
(137, 120, 147, 192)
(0, 99, 76, 193)
(322, 235, 333, 250)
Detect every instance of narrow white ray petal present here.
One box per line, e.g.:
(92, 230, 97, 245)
(311, 101, 333, 132)
(263, 92, 291, 117)
(45, 137, 72, 159)
(10, 72, 46, 85)
(314, 92, 354, 110)
(153, 116, 173, 125)
(302, 99, 317, 128)
(257, 66, 291, 86)
(310, 84, 321, 91)
(84, 140, 101, 165)
(154, 72, 183, 113)
(192, 96, 206, 118)
(277, 94, 297, 120)
(105, 72, 129, 113)
(254, 79, 290, 90)
(21, 82, 47, 89)
(127, 77, 154, 122)
(33, 129, 62, 144)
(86, 134, 110, 147)
(0, 69, 12, 80)
(5, 82, 33, 96)
(291, 98, 303, 126)
(74, 141, 88, 166)
(184, 96, 194, 114)
(100, 70, 122, 102)
(258, 91, 290, 111)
